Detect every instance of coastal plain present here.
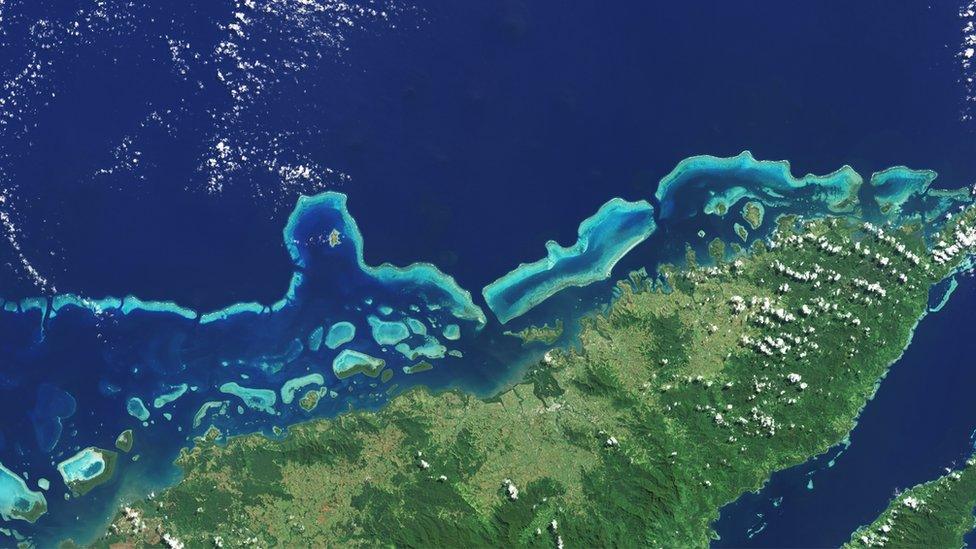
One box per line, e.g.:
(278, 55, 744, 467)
(97, 182, 976, 547)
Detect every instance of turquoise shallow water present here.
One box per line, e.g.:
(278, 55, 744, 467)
(0, 463, 45, 524)
(0, 153, 969, 545)
(2, 2, 975, 545)
(0, 190, 503, 543)
(57, 449, 106, 485)
(482, 197, 656, 323)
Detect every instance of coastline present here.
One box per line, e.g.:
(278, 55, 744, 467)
(3, 151, 975, 545)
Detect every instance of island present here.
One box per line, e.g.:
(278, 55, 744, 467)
(402, 361, 434, 375)
(57, 447, 118, 497)
(0, 464, 46, 523)
(845, 456, 976, 548)
(503, 319, 564, 346)
(742, 200, 765, 230)
(332, 349, 386, 380)
(298, 389, 322, 412)
(114, 430, 134, 453)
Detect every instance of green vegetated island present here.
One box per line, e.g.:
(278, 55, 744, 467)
(96, 177, 976, 547)
(504, 320, 564, 346)
(845, 456, 976, 549)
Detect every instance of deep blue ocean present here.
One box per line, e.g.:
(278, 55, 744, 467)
(1, 0, 975, 545)
(714, 276, 976, 547)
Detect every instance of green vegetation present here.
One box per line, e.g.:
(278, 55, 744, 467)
(742, 200, 764, 229)
(734, 222, 749, 242)
(61, 448, 117, 497)
(115, 430, 134, 453)
(95, 206, 976, 548)
(403, 361, 434, 375)
(333, 350, 385, 380)
(12, 498, 46, 525)
(845, 456, 976, 548)
(504, 320, 564, 346)
(298, 390, 320, 412)
(708, 237, 726, 263)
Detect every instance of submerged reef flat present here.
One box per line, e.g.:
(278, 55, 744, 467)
(5, 154, 976, 546)
(192, 402, 229, 430)
(125, 397, 150, 422)
(869, 167, 971, 222)
(332, 350, 386, 380)
(481, 154, 964, 329)
(284, 193, 486, 326)
(405, 317, 427, 336)
(482, 197, 656, 323)
(56, 447, 117, 497)
(655, 151, 862, 220)
(199, 302, 265, 324)
(870, 167, 939, 217)
(394, 337, 447, 361)
(30, 384, 77, 454)
(152, 384, 188, 409)
(280, 374, 325, 405)
(367, 315, 410, 346)
(96, 194, 976, 547)
(219, 383, 278, 415)
(307, 326, 324, 352)
(0, 190, 489, 546)
(324, 321, 356, 349)
(442, 324, 461, 341)
(844, 456, 976, 548)
(0, 464, 46, 523)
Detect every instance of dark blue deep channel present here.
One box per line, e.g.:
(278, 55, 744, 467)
(1, 0, 976, 544)
(714, 276, 976, 547)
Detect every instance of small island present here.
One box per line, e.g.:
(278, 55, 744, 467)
(328, 228, 342, 248)
(402, 361, 433, 375)
(115, 430, 134, 453)
(57, 447, 118, 497)
(742, 200, 765, 230)
(298, 389, 321, 412)
(503, 319, 564, 346)
(734, 222, 749, 242)
(332, 349, 386, 380)
(0, 463, 47, 523)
